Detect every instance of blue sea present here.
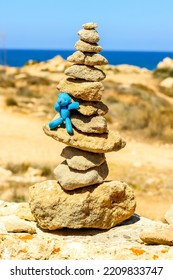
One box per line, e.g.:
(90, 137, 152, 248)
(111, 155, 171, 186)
(0, 49, 173, 70)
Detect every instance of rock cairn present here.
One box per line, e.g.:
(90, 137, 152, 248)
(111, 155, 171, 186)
(29, 23, 136, 230)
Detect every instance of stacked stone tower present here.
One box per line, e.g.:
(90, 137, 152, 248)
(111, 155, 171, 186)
(29, 23, 136, 230)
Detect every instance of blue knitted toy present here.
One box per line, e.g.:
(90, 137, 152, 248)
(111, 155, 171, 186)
(49, 92, 79, 134)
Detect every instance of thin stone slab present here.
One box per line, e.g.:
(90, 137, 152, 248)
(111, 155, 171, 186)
(82, 22, 98, 30)
(71, 113, 108, 134)
(65, 65, 106, 82)
(54, 160, 108, 190)
(78, 29, 100, 43)
(76, 100, 108, 116)
(75, 40, 102, 53)
(140, 227, 173, 246)
(67, 51, 108, 66)
(61, 146, 106, 170)
(43, 124, 126, 153)
(57, 77, 104, 101)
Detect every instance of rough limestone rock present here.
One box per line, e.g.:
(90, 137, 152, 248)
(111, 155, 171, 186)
(71, 114, 108, 134)
(83, 22, 98, 30)
(54, 161, 108, 190)
(43, 124, 126, 153)
(0, 215, 36, 233)
(29, 180, 135, 230)
(75, 40, 102, 53)
(67, 51, 108, 66)
(65, 65, 106, 82)
(77, 100, 108, 116)
(164, 204, 173, 225)
(1, 214, 173, 260)
(57, 77, 104, 101)
(0, 200, 35, 221)
(140, 227, 173, 246)
(61, 146, 106, 170)
(78, 29, 100, 43)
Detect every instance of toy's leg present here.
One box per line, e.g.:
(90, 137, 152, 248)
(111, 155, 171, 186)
(65, 117, 73, 134)
(49, 118, 63, 130)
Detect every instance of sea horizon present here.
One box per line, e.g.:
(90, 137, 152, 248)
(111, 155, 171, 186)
(0, 49, 173, 70)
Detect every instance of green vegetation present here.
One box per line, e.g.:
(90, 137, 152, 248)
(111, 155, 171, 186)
(153, 68, 173, 80)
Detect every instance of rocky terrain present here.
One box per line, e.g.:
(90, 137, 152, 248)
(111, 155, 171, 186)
(0, 33, 173, 259)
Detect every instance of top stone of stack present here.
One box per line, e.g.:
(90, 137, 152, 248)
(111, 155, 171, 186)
(70, 22, 107, 55)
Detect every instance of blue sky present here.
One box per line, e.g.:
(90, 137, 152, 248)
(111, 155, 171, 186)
(0, 0, 172, 51)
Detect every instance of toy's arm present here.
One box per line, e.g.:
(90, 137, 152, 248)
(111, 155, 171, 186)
(68, 102, 80, 110)
(54, 102, 60, 112)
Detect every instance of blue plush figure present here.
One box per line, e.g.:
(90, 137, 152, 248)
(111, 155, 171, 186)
(49, 92, 79, 134)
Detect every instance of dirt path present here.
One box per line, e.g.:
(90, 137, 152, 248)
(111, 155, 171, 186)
(0, 107, 173, 221)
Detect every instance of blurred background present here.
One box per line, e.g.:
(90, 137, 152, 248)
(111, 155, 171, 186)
(0, 0, 173, 222)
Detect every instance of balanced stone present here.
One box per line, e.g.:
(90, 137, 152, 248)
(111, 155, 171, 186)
(57, 77, 104, 101)
(78, 29, 100, 43)
(75, 40, 102, 53)
(54, 160, 108, 190)
(71, 113, 108, 134)
(61, 146, 106, 170)
(82, 22, 98, 30)
(76, 100, 108, 116)
(67, 51, 108, 66)
(29, 180, 136, 229)
(43, 125, 126, 153)
(65, 65, 106, 81)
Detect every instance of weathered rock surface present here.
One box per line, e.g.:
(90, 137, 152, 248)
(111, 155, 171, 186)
(61, 146, 106, 170)
(0, 215, 36, 233)
(65, 65, 106, 81)
(43, 124, 126, 153)
(57, 77, 104, 101)
(71, 114, 108, 134)
(75, 40, 102, 53)
(29, 180, 135, 229)
(1, 214, 173, 260)
(164, 204, 173, 225)
(78, 29, 100, 43)
(77, 100, 108, 116)
(83, 22, 98, 30)
(54, 161, 108, 190)
(67, 51, 108, 66)
(140, 227, 173, 245)
(0, 200, 35, 221)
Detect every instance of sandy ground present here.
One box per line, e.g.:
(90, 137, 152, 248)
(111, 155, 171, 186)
(0, 106, 173, 221)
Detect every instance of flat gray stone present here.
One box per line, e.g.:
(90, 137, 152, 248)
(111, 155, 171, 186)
(67, 51, 108, 66)
(75, 40, 102, 53)
(78, 29, 100, 43)
(71, 113, 108, 134)
(61, 146, 106, 170)
(65, 65, 106, 82)
(82, 22, 98, 30)
(76, 100, 108, 116)
(57, 77, 104, 101)
(54, 160, 109, 190)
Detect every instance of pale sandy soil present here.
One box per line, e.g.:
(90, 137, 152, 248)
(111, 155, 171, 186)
(0, 102, 173, 222)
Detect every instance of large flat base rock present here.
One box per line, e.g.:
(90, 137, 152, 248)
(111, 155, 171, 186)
(1, 214, 173, 260)
(29, 180, 135, 230)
